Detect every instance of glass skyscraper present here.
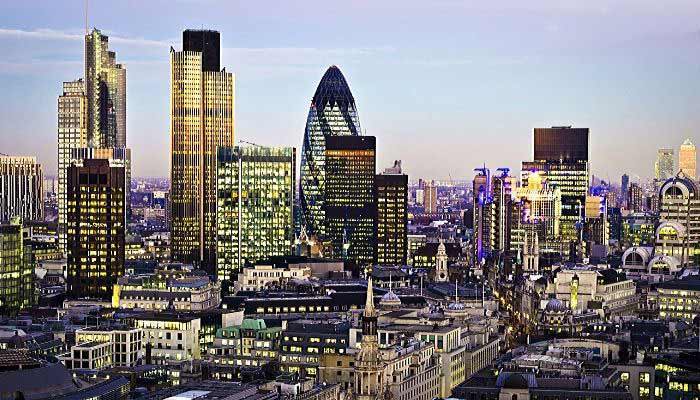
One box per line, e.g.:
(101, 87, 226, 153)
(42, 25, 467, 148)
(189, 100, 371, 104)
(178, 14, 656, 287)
(170, 29, 235, 273)
(85, 28, 126, 148)
(0, 218, 33, 314)
(324, 135, 376, 267)
(216, 146, 295, 282)
(300, 66, 361, 242)
(655, 148, 674, 182)
(66, 158, 125, 299)
(523, 126, 590, 253)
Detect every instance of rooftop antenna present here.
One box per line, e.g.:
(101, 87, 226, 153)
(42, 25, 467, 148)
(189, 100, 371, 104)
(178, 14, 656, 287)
(85, 0, 89, 35)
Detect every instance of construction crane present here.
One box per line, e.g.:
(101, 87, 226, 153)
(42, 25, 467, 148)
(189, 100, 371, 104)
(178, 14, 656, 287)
(238, 139, 262, 147)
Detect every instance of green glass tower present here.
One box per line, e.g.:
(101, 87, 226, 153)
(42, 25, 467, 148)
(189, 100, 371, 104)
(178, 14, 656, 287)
(216, 146, 295, 282)
(0, 218, 33, 314)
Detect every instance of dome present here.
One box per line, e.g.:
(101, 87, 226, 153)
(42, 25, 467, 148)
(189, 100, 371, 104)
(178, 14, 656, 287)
(503, 373, 529, 389)
(622, 246, 653, 267)
(380, 290, 401, 307)
(545, 298, 567, 312)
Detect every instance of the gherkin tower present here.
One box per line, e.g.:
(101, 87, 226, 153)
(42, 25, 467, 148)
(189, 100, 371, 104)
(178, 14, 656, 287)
(300, 66, 361, 240)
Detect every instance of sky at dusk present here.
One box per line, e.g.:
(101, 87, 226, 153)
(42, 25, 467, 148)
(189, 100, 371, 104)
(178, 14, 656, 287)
(0, 0, 699, 182)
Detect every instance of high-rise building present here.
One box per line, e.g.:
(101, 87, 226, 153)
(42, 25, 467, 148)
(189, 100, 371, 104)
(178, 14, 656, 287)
(375, 161, 408, 265)
(216, 146, 295, 282)
(491, 169, 513, 255)
(0, 156, 44, 223)
(182, 29, 220, 72)
(621, 174, 629, 207)
(655, 148, 674, 181)
(584, 195, 609, 248)
(512, 171, 562, 246)
(85, 28, 126, 148)
(324, 135, 376, 266)
(0, 218, 34, 314)
(679, 138, 697, 179)
(300, 66, 361, 241)
(655, 176, 700, 269)
(70, 147, 131, 221)
(67, 159, 125, 299)
(170, 29, 235, 273)
(472, 169, 492, 262)
(57, 79, 88, 253)
(423, 180, 438, 214)
(627, 183, 644, 213)
(523, 126, 589, 248)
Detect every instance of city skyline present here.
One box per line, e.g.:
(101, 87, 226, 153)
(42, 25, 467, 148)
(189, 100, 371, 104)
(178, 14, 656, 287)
(1, 1, 699, 180)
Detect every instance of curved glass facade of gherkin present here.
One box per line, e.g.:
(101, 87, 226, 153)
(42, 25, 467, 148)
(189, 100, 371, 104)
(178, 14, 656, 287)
(300, 66, 361, 239)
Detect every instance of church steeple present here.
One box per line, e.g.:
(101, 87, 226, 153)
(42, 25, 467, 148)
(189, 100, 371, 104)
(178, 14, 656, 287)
(362, 277, 377, 335)
(354, 276, 385, 400)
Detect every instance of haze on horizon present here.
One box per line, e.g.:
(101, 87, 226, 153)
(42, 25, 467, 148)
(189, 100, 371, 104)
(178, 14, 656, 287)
(0, 0, 698, 183)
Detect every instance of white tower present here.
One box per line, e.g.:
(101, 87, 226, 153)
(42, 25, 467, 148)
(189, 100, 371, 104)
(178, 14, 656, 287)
(435, 239, 449, 282)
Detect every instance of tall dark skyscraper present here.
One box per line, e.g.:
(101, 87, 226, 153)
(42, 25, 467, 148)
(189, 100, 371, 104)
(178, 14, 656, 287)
(66, 159, 125, 299)
(170, 29, 235, 273)
(533, 127, 588, 163)
(621, 174, 630, 206)
(300, 66, 361, 242)
(523, 126, 589, 251)
(324, 135, 376, 267)
(375, 161, 408, 266)
(182, 29, 221, 72)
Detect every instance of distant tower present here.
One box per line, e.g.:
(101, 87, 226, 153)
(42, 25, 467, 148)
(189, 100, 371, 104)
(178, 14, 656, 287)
(354, 277, 385, 400)
(435, 240, 448, 282)
(522, 231, 539, 273)
(679, 139, 697, 179)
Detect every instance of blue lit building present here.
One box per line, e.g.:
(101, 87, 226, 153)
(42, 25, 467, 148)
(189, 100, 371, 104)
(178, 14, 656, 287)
(300, 66, 361, 243)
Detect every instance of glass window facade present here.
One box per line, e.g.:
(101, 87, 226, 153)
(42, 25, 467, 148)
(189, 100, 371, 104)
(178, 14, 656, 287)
(216, 146, 295, 281)
(324, 136, 376, 267)
(300, 66, 361, 241)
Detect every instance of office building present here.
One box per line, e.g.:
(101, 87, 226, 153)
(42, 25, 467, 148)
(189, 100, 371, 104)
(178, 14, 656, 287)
(627, 183, 644, 212)
(300, 66, 361, 241)
(324, 135, 376, 266)
(85, 28, 126, 148)
(423, 180, 438, 214)
(133, 313, 202, 365)
(654, 175, 700, 270)
(279, 319, 351, 379)
(656, 148, 675, 181)
(621, 174, 629, 206)
(170, 29, 235, 273)
(0, 219, 34, 313)
(513, 171, 562, 243)
(472, 169, 492, 262)
(658, 275, 700, 322)
(0, 156, 44, 222)
(216, 146, 295, 281)
(491, 169, 513, 255)
(57, 79, 88, 253)
(679, 138, 697, 179)
(70, 147, 131, 220)
(523, 126, 589, 247)
(375, 160, 408, 265)
(66, 159, 125, 299)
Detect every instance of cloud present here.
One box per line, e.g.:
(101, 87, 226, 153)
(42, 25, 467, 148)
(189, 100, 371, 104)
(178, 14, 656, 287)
(0, 27, 170, 48)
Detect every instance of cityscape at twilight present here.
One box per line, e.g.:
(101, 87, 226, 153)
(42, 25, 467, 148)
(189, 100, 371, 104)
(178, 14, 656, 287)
(1, 1, 700, 400)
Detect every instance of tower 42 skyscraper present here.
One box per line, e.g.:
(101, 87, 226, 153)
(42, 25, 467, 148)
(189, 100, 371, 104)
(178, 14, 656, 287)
(300, 66, 361, 242)
(170, 30, 235, 273)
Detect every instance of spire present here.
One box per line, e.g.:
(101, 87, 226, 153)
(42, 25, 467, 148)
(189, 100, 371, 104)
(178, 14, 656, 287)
(364, 276, 375, 317)
(454, 280, 459, 303)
